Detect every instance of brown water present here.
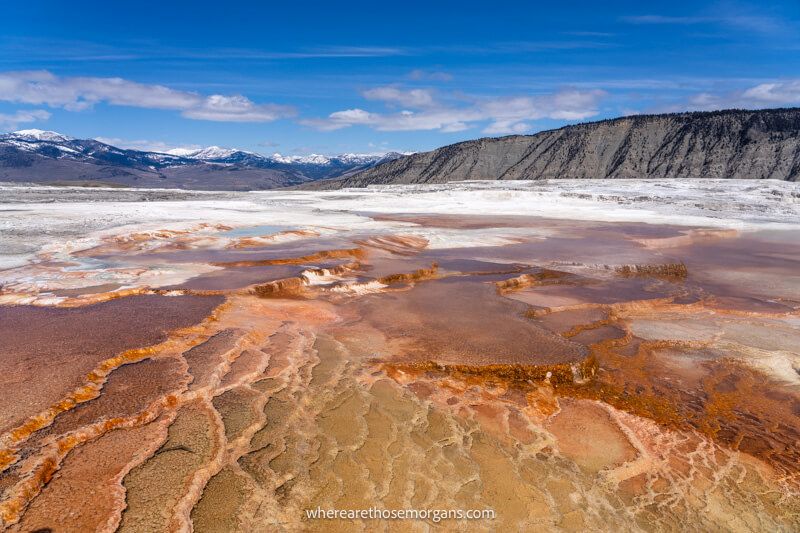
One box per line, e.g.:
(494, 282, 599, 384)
(0, 214, 798, 532)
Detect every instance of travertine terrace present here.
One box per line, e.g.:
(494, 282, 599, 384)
(0, 180, 798, 532)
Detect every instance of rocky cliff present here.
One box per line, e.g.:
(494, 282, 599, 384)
(319, 108, 800, 188)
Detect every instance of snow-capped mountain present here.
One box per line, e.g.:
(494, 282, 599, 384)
(270, 152, 411, 166)
(159, 143, 410, 179)
(10, 129, 75, 143)
(261, 151, 411, 180)
(166, 146, 249, 160)
(0, 130, 410, 190)
(168, 145, 407, 169)
(270, 153, 331, 165)
(1, 129, 186, 168)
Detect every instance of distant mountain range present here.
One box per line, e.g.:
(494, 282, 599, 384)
(310, 108, 800, 188)
(0, 129, 407, 190)
(5, 108, 799, 191)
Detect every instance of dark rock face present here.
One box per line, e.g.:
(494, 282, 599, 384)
(324, 108, 800, 188)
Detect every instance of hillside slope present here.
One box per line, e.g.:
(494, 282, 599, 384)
(319, 108, 800, 188)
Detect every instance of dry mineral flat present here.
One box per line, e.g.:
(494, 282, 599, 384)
(0, 180, 798, 532)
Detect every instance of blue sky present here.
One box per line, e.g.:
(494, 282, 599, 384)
(1, 0, 799, 155)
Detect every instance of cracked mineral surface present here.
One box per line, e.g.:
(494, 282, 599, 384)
(0, 180, 798, 532)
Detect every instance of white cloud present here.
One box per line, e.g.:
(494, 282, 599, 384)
(440, 122, 469, 133)
(363, 86, 436, 108)
(0, 109, 50, 130)
(304, 86, 606, 135)
(302, 108, 377, 131)
(483, 120, 530, 135)
(621, 11, 787, 35)
(182, 94, 294, 122)
(0, 70, 294, 122)
(685, 79, 800, 110)
(0, 70, 196, 111)
(329, 108, 375, 124)
(740, 81, 800, 104)
(408, 69, 453, 82)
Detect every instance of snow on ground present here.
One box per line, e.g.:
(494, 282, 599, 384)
(1, 179, 798, 271)
(268, 179, 800, 229)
